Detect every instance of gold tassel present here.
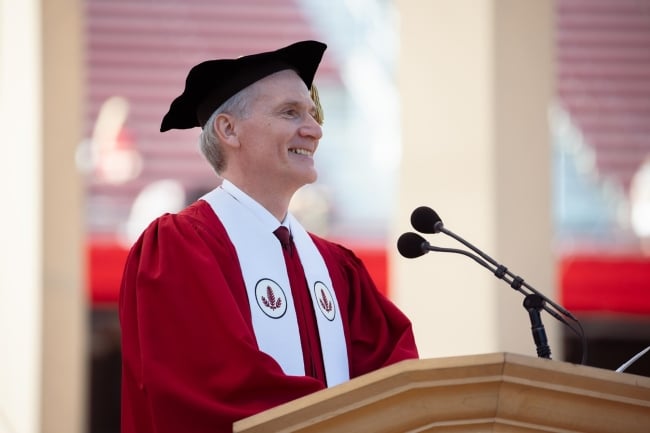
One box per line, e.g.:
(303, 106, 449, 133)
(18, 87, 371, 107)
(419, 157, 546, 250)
(310, 84, 324, 125)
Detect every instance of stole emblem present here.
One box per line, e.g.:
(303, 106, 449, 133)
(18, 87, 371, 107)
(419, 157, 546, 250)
(255, 278, 287, 319)
(314, 281, 336, 321)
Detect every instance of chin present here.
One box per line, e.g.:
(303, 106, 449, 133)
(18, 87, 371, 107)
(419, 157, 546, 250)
(298, 167, 318, 182)
(305, 171, 318, 185)
(291, 172, 318, 190)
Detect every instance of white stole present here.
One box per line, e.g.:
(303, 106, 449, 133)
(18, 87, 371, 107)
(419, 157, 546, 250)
(202, 182, 350, 387)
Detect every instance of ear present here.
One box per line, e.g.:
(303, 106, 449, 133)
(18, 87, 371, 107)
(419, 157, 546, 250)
(213, 113, 239, 148)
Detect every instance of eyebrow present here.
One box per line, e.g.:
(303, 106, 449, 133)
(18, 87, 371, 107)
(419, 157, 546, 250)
(276, 98, 318, 115)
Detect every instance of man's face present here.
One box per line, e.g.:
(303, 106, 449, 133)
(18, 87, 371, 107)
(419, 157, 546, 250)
(233, 69, 323, 193)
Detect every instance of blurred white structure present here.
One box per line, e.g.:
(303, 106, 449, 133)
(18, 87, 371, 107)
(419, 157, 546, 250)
(630, 155, 650, 250)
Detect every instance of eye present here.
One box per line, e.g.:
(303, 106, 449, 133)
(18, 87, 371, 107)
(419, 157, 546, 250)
(282, 108, 299, 118)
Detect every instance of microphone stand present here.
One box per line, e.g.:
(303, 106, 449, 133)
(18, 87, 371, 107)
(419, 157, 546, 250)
(523, 294, 552, 359)
(427, 241, 555, 360)
(411, 233, 587, 363)
(432, 225, 587, 364)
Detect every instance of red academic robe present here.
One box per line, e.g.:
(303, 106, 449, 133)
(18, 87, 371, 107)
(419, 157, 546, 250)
(120, 199, 418, 433)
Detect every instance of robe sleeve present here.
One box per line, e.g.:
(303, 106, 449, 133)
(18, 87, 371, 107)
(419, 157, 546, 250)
(313, 238, 419, 378)
(119, 209, 324, 433)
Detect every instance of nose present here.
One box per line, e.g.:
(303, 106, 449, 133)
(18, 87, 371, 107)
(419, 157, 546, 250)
(300, 114, 323, 140)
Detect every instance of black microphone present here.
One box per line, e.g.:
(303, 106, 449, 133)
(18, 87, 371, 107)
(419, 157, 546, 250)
(398, 232, 500, 269)
(411, 206, 503, 270)
(397, 232, 428, 258)
(411, 206, 443, 233)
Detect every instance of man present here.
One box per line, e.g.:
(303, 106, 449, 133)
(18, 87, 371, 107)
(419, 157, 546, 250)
(119, 40, 418, 433)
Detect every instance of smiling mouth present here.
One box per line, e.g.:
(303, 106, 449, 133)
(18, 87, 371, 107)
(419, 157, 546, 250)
(289, 148, 313, 156)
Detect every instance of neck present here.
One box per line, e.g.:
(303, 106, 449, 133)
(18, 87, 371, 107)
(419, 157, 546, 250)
(224, 176, 293, 222)
(255, 192, 291, 223)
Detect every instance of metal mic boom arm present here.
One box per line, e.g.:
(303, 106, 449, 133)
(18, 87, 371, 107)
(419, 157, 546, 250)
(437, 225, 579, 322)
(421, 238, 587, 364)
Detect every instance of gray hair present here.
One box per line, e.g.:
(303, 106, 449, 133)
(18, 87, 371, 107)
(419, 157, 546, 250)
(198, 85, 257, 174)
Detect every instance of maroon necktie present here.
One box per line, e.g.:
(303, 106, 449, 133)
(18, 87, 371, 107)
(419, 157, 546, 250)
(272, 226, 326, 383)
(273, 226, 292, 255)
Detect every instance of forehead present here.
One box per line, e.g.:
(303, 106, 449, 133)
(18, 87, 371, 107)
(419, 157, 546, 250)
(250, 69, 312, 102)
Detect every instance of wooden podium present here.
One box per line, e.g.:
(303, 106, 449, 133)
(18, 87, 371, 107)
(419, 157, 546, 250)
(234, 352, 650, 433)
